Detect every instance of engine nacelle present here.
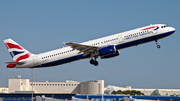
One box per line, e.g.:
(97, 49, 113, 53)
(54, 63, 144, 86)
(100, 50, 120, 59)
(98, 45, 116, 56)
(98, 45, 119, 59)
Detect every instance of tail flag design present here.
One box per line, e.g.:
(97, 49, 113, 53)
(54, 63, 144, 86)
(4, 39, 31, 62)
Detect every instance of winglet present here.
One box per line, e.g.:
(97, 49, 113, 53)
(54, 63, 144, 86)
(62, 42, 66, 47)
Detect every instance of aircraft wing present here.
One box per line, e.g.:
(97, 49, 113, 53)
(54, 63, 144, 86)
(64, 42, 100, 56)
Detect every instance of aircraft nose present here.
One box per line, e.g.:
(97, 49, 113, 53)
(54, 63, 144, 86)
(169, 27, 175, 32)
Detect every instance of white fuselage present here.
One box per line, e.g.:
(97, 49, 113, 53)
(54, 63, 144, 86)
(16, 24, 175, 68)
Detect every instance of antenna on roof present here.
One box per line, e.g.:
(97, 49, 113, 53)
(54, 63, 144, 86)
(150, 23, 152, 25)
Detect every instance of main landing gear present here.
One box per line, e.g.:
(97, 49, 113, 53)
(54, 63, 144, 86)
(155, 40, 161, 49)
(90, 58, 99, 66)
(90, 53, 99, 66)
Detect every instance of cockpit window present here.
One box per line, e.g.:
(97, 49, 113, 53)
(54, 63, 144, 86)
(161, 26, 166, 28)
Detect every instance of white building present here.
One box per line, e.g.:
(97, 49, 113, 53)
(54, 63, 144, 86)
(7, 76, 104, 95)
(1, 76, 180, 96)
(104, 85, 180, 96)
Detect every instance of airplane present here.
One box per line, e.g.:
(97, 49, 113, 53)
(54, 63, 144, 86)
(4, 24, 175, 68)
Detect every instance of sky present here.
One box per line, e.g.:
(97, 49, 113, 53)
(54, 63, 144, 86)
(0, 0, 180, 89)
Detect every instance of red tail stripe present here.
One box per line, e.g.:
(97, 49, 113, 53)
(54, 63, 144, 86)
(15, 53, 31, 62)
(5, 43, 23, 50)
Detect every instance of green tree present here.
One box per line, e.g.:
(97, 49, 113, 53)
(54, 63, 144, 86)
(112, 90, 145, 96)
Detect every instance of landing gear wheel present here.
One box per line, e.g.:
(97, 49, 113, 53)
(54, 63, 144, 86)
(90, 59, 95, 64)
(94, 61, 99, 66)
(89, 59, 99, 66)
(155, 40, 161, 49)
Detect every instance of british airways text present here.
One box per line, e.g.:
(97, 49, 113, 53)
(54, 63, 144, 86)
(124, 30, 153, 40)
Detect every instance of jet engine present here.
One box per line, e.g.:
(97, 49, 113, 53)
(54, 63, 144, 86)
(98, 45, 120, 59)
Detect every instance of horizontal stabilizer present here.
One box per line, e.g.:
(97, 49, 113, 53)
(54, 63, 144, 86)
(5, 62, 25, 65)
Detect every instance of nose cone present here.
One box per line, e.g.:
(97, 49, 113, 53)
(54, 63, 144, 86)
(169, 27, 175, 32)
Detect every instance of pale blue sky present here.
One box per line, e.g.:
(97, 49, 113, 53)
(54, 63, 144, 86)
(0, 1, 180, 89)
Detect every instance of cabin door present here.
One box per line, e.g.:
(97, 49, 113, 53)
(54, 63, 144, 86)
(118, 35, 124, 43)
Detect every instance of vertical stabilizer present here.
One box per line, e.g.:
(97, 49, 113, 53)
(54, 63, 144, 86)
(3, 39, 31, 62)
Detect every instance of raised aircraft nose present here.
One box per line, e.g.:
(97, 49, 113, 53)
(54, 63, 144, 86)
(168, 27, 175, 32)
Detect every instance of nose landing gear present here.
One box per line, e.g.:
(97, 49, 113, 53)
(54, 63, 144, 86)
(155, 40, 161, 49)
